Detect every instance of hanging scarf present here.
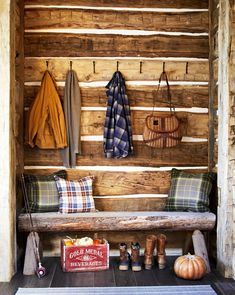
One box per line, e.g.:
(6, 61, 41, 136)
(103, 71, 133, 158)
(61, 70, 81, 168)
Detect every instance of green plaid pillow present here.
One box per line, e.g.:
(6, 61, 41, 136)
(23, 170, 67, 212)
(165, 169, 216, 212)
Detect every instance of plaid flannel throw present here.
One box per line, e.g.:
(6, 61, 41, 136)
(54, 175, 95, 214)
(103, 71, 133, 158)
(165, 169, 216, 212)
(23, 170, 67, 212)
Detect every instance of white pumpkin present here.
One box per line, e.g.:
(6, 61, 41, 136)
(75, 237, 93, 246)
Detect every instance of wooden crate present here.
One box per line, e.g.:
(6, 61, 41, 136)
(61, 239, 109, 272)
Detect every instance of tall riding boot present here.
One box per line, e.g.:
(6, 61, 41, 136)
(156, 234, 167, 269)
(131, 242, 142, 271)
(144, 234, 157, 269)
(119, 242, 130, 270)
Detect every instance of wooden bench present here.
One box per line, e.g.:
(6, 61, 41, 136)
(17, 169, 216, 254)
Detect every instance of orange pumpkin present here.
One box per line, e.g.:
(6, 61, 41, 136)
(64, 240, 74, 247)
(93, 239, 102, 245)
(174, 253, 207, 280)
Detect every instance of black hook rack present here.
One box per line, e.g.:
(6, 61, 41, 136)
(46, 60, 49, 69)
(93, 61, 96, 74)
(116, 61, 119, 71)
(70, 61, 73, 71)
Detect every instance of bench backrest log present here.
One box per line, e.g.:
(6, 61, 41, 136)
(24, 169, 174, 211)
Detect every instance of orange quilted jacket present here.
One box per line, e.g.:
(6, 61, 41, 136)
(25, 71, 67, 149)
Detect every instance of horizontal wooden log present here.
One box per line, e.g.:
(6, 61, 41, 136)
(24, 169, 171, 195)
(25, 9, 208, 33)
(23, 109, 208, 138)
(24, 0, 209, 9)
(24, 141, 208, 166)
(18, 211, 216, 232)
(95, 197, 166, 211)
(82, 110, 208, 138)
(24, 33, 209, 58)
(24, 59, 209, 82)
(24, 85, 209, 108)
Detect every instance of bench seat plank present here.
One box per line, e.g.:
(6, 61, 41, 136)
(18, 211, 216, 232)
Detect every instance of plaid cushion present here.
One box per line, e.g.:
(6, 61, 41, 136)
(165, 169, 216, 212)
(54, 176, 95, 214)
(24, 170, 67, 212)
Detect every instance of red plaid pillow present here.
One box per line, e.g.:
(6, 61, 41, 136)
(54, 176, 95, 213)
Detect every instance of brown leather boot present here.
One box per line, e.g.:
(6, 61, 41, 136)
(131, 242, 142, 271)
(119, 242, 130, 270)
(156, 234, 167, 269)
(144, 235, 157, 269)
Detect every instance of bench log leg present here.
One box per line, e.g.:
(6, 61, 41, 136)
(183, 231, 193, 255)
(192, 230, 211, 273)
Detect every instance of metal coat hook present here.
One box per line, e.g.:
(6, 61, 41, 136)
(116, 61, 119, 71)
(186, 62, 189, 74)
(70, 61, 73, 71)
(162, 62, 165, 72)
(93, 61, 96, 74)
(140, 61, 143, 74)
(46, 60, 49, 69)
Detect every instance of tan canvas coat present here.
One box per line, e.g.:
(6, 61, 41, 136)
(25, 71, 67, 149)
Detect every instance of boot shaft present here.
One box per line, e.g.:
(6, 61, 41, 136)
(131, 242, 141, 262)
(119, 242, 130, 270)
(144, 235, 157, 270)
(119, 242, 129, 262)
(131, 242, 142, 271)
(156, 234, 167, 269)
(145, 234, 157, 254)
(157, 234, 166, 254)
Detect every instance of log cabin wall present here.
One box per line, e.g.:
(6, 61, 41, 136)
(209, 0, 219, 172)
(23, 0, 211, 255)
(15, 0, 25, 267)
(15, 0, 25, 210)
(0, 0, 24, 282)
(208, 0, 219, 260)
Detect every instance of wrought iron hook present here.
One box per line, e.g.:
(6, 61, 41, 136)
(186, 62, 189, 74)
(140, 61, 143, 74)
(162, 62, 165, 72)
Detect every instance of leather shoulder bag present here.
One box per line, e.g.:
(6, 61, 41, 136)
(143, 71, 182, 148)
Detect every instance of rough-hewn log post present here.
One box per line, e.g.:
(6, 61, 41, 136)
(217, 0, 235, 278)
(0, 0, 16, 282)
(208, 0, 217, 172)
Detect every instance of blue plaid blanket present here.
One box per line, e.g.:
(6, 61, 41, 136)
(103, 71, 133, 158)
